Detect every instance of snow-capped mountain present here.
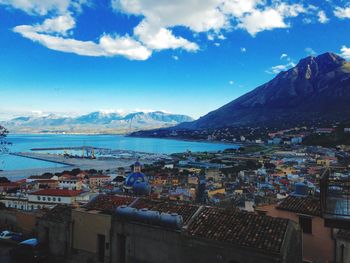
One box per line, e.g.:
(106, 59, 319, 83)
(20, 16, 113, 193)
(1, 111, 193, 134)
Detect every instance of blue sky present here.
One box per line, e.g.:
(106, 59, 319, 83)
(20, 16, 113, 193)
(0, 0, 350, 120)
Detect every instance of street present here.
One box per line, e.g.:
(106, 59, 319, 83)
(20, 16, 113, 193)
(0, 242, 13, 263)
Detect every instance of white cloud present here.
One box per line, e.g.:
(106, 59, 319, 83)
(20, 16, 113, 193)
(5, 0, 318, 60)
(340, 45, 350, 60)
(240, 47, 246, 52)
(236, 4, 305, 36)
(14, 24, 152, 60)
(280, 53, 288, 59)
(229, 80, 234, 85)
(317, 10, 329, 23)
(305, 47, 316, 56)
(114, 0, 228, 33)
(134, 20, 199, 51)
(334, 6, 350, 19)
(266, 61, 295, 74)
(172, 55, 179, 60)
(0, 0, 86, 15)
(30, 15, 76, 35)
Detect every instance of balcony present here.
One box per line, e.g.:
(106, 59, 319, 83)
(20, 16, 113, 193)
(320, 168, 350, 229)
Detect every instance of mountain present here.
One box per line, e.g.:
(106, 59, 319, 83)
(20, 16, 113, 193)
(175, 52, 350, 130)
(1, 111, 193, 134)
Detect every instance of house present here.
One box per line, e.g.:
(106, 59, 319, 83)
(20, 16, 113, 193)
(0, 193, 28, 210)
(256, 195, 333, 263)
(111, 200, 301, 263)
(33, 179, 59, 189)
(335, 229, 350, 263)
(0, 182, 20, 193)
(71, 194, 135, 263)
(37, 205, 72, 259)
(27, 189, 86, 210)
(89, 175, 111, 188)
(59, 178, 83, 190)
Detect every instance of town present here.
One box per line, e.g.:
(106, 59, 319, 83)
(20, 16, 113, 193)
(1, 129, 350, 262)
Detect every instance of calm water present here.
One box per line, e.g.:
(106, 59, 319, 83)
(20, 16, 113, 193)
(0, 134, 236, 171)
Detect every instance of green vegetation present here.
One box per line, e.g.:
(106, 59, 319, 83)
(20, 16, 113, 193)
(303, 125, 350, 147)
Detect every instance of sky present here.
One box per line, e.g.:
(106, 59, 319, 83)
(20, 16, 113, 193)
(0, 0, 350, 120)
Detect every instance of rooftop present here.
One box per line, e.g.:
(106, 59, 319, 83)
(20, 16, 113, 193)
(85, 194, 135, 213)
(41, 205, 72, 223)
(131, 198, 200, 224)
(277, 195, 321, 216)
(187, 206, 289, 253)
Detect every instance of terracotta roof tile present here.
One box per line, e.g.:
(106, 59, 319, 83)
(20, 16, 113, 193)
(277, 195, 321, 216)
(85, 194, 135, 213)
(41, 205, 71, 223)
(187, 207, 289, 253)
(131, 198, 199, 224)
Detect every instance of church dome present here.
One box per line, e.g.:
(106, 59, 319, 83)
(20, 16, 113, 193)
(124, 172, 147, 188)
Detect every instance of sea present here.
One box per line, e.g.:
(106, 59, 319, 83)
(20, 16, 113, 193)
(0, 134, 237, 171)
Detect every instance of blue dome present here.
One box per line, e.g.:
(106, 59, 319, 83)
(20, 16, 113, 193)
(125, 172, 147, 188)
(133, 181, 151, 195)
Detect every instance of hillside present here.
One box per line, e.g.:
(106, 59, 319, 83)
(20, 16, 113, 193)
(136, 52, 350, 138)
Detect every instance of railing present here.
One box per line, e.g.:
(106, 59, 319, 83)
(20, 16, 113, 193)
(320, 168, 350, 219)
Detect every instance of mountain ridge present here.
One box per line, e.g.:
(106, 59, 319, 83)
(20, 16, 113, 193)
(1, 111, 193, 134)
(133, 52, 350, 136)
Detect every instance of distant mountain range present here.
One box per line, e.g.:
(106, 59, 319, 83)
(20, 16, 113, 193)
(1, 111, 193, 134)
(133, 52, 350, 136)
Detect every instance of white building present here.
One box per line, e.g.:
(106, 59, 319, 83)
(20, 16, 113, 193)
(0, 189, 88, 211)
(59, 178, 83, 190)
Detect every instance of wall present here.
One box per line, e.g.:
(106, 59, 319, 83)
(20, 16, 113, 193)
(258, 204, 334, 263)
(71, 208, 111, 263)
(335, 238, 350, 263)
(0, 209, 38, 234)
(110, 219, 300, 263)
(37, 218, 71, 258)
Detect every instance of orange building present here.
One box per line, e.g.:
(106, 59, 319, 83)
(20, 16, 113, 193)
(256, 195, 334, 263)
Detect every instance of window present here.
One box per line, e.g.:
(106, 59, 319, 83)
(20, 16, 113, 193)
(58, 197, 61, 202)
(37, 196, 41, 201)
(299, 215, 312, 234)
(53, 197, 56, 202)
(42, 197, 46, 201)
(48, 197, 51, 201)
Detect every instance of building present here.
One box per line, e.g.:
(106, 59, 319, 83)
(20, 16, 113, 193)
(71, 194, 135, 263)
(34, 179, 59, 190)
(256, 195, 333, 263)
(89, 175, 111, 188)
(59, 178, 83, 190)
(37, 205, 72, 259)
(0, 182, 20, 193)
(28, 189, 86, 210)
(111, 199, 302, 263)
(0, 193, 28, 210)
(335, 230, 350, 263)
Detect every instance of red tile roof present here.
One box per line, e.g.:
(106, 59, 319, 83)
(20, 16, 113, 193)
(30, 189, 83, 197)
(277, 195, 321, 216)
(187, 207, 289, 253)
(85, 194, 135, 213)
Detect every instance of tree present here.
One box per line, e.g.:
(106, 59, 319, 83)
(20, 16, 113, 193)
(0, 125, 10, 154)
